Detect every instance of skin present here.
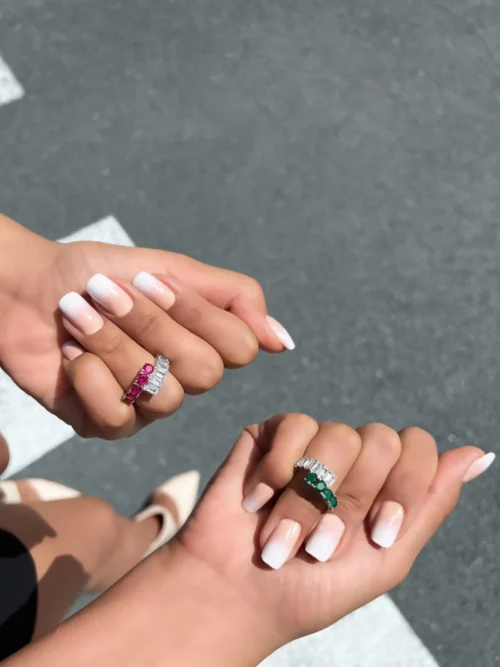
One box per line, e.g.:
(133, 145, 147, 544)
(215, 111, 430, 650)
(0, 214, 288, 439)
(4, 414, 488, 666)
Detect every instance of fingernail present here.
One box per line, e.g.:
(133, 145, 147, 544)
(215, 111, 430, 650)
(242, 483, 274, 513)
(371, 501, 404, 548)
(59, 292, 104, 335)
(261, 519, 300, 570)
(305, 514, 345, 562)
(266, 316, 295, 350)
(132, 272, 176, 311)
(463, 452, 496, 483)
(86, 274, 133, 317)
(62, 341, 84, 361)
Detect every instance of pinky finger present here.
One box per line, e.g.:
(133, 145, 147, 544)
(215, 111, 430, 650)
(62, 342, 138, 439)
(390, 446, 494, 573)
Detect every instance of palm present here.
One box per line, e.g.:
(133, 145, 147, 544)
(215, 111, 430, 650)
(181, 466, 392, 640)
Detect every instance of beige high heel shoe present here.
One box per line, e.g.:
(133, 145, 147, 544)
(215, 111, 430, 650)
(0, 470, 200, 557)
(135, 470, 200, 558)
(0, 479, 82, 503)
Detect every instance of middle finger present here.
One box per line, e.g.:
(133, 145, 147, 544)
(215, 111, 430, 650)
(259, 423, 362, 569)
(85, 274, 224, 395)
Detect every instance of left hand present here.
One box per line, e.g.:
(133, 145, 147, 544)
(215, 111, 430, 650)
(0, 214, 293, 438)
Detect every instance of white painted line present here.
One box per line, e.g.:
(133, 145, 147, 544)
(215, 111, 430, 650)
(0, 55, 24, 107)
(260, 595, 439, 667)
(0, 216, 135, 477)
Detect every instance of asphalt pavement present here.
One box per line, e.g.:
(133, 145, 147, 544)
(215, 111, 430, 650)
(0, 1, 499, 665)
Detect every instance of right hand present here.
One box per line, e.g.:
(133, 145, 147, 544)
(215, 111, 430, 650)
(176, 414, 492, 659)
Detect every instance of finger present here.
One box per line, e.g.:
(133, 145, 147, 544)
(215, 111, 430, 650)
(368, 427, 439, 549)
(379, 447, 494, 590)
(241, 414, 319, 513)
(58, 292, 184, 421)
(131, 272, 259, 369)
(85, 274, 225, 395)
(259, 423, 362, 569)
(305, 423, 402, 562)
(146, 251, 294, 352)
(61, 344, 138, 439)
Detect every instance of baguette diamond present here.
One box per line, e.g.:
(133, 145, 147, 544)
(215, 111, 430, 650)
(294, 457, 337, 488)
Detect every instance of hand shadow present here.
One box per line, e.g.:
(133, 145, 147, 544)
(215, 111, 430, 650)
(0, 504, 89, 659)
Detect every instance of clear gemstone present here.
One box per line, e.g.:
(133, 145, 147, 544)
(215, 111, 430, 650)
(324, 473, 334, 487)
(311, 462, 320, 473)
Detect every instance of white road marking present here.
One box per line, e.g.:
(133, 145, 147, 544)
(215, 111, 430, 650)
(0, 216, 135, 477)
(0, 54, 24, 107)
(260, 595, 439, 667)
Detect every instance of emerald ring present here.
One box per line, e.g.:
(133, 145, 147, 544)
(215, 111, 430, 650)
(294, 457, 338, 511)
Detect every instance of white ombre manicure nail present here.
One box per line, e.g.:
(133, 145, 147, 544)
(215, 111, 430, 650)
(371, 501, 404, 548)
(261, 519, 301, 570)
(266, 316, 295, 350)
(242, 483, 274, 513)
(86, 274, 133, 317)
(61, 341, 84, 361)
(59, 292, 104, 335)
(463, 452, 496, 483)
(132, 272, 176, 311)
(305, 514, 345, 562)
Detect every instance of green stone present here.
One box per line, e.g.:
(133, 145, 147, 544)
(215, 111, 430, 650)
(328, 493, 339, 509)
(316, 481, 326, 491)
(305, 472, 318, 485)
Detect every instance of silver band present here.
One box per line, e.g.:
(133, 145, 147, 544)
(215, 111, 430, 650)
(143, 355, 170, 396)
(294, 457, 337, 488)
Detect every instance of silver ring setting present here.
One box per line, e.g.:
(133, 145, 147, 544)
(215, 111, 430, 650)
(143, 354, 170, 396)
(294, 457, 337, 487)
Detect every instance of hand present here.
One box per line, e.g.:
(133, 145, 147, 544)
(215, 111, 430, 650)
(177, 414, 493, 657)
(0, 214, 294, 438)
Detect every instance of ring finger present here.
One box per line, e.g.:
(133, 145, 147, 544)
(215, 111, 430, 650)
(258, 422, 362, 570)
(59, 292, 184, 421)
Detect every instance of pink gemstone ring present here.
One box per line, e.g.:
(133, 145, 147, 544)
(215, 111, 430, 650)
(122, 362, 156, 405)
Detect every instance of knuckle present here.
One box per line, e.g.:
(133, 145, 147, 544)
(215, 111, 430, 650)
(262, 453, 291, 488)
(243, 276, 265, 303)
(192, 354, 224, 393)
(100, 403, 132, 432)
(133, 310, 162, 340)
(320, 422, 362, 452)
(288, 413, 318, 433)
(228, 331, 259, 367)
(361, 423, 401, 458)
(338, 491, 366, 514)
(99, 331, 127, 358)
(163, 382, 185, 415)
(399, 426, 432, 442)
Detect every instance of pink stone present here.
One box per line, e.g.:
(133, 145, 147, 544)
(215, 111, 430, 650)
(136, 374, 149, 386)
(143, 363, 154, 375)
(128, 386, 142, 397)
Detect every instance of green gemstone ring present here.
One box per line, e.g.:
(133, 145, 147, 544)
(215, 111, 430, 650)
(294, 457, 338, 511)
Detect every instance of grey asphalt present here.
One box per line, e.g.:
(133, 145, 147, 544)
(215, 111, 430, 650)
(1, 0, 499, 665)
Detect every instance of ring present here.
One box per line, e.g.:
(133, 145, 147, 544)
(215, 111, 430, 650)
(142, 355, 170, 396)
(294, 457, 338, 511)
(122, 355, 170, 404)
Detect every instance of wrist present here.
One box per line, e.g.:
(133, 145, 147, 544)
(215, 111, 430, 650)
(154, 541, 281, 666)
(0, 214, 57, 301)
(21, 540, 283, 667)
